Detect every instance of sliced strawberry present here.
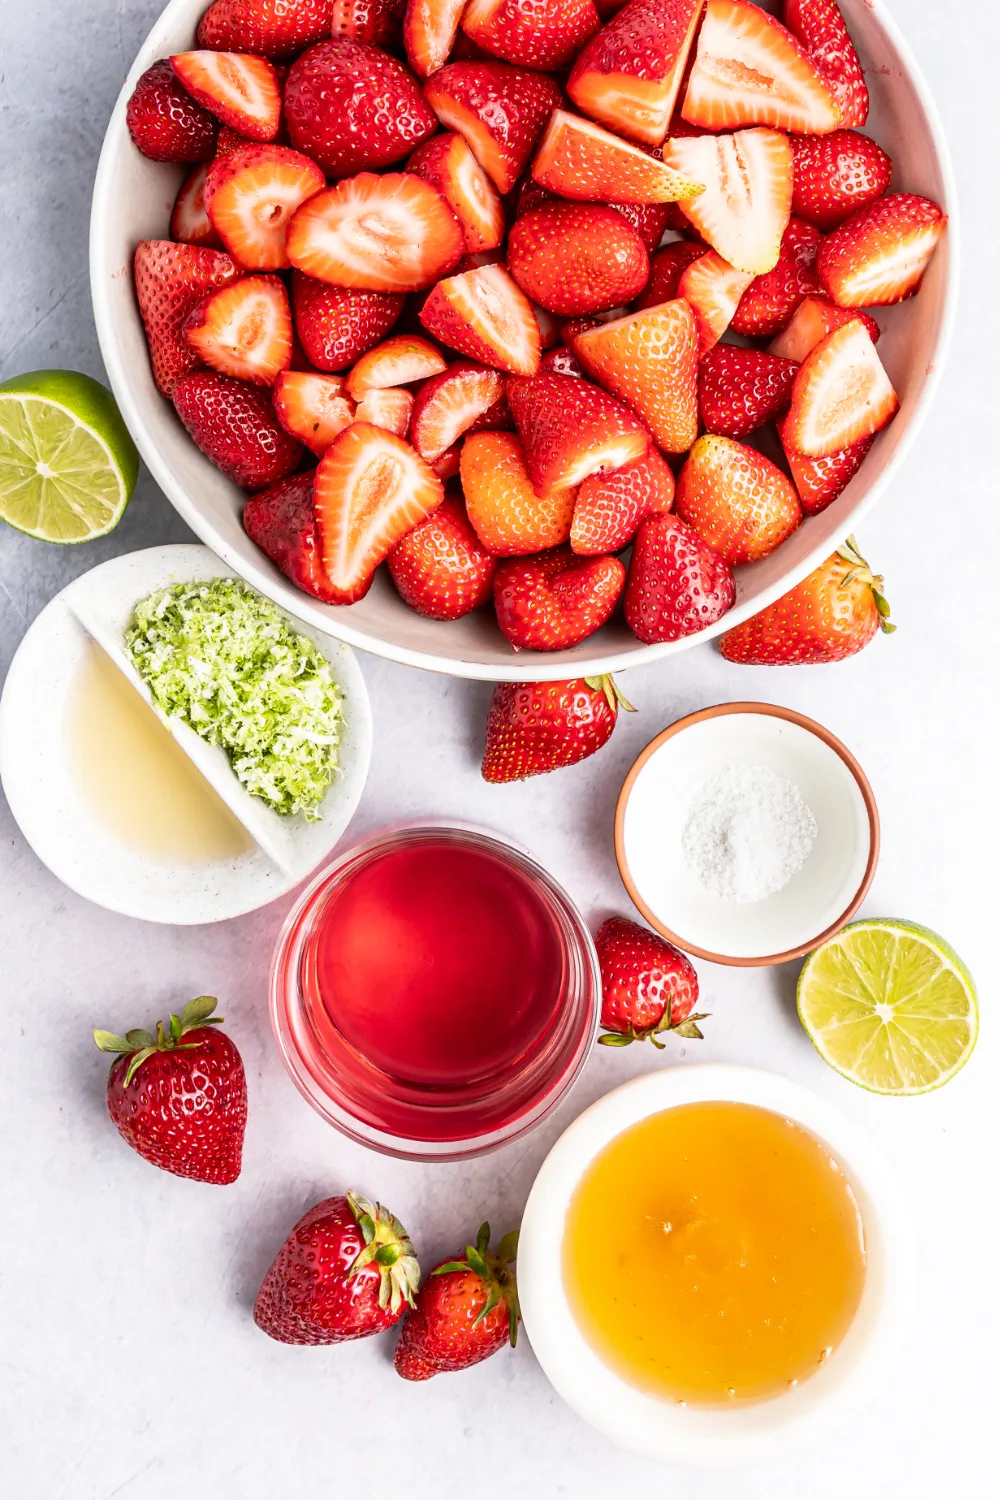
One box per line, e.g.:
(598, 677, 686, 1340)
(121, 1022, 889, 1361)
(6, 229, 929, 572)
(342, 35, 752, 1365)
(698, 344, 797, 439)
(314, 422, 444, 602)
(507, 370, 650, 491)
(777, 414, 872, 515)
(634, 239, 705, 309)
(462, 0, 600, 72)
(173, 370, 302, 487)
(768, 293, 879, 361)
(572, 299, 698, 452)
(346, 336, 447, 400)
(568, 0, 704, 146)
(203, 144, 324, 271)
(243, 472, 336, 602)
(466, 385, 515, 431)
(461, 431, 576, 554)
(540, 345, 584, 377)
(419, 264, 541, 376)
(432, 446, 463, 480)
(171, 164, 224, 248)
(409, 362, 505, 462)
(677, 250, 754, 354)
(330, 0, 407, 47)
(663, 127, 792, 274)
(292, 271, 405, 372)
(273, 370, 356, 455)
(184, 275, 293, 385)
(494, 547, 626, 651)
(287, 173, 464, 293)
(406, 134, 505, 255)
(729, 216, 820, 337)
(170, 51, 282, 141)
(783, 0, 868, 129)
(816, 193, 947, 308)
(198, 0, 332, 59)
(133, 240, 240, 396)
(675, 434, 801, 565)
(571, 445, 674, 554)
(126, 60, 218, 163)
(682, 0, 840, 134)
(404, 0, 467, 79)
(354, 387, 414, 436)
(423, 62, 564, 194)
(387, 493, 497, 619)
(791, 130, 892, 231)
(624, 513, 736, 643)
(533, 110, 704, 204)
(611, 199, 674, 254)
(785, 317, 898, 457)
(508, 201, 649, 316)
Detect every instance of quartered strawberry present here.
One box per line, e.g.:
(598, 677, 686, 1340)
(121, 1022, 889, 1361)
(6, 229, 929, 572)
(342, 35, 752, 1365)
(461, 431, 575, 554)
(173, 370, 303, 487)
(462, 0, 600, 71)
(768, 292, 878, 360)
(791, 130, 892, 231)
(314, 422, 444, 602)
(126, 60, 218, 163)
(409, 362, 504, 462)
(568, 0, 704, 146)
(287, 173, 464, 292)
(133, 240, 240, 396)
(729, 215, 820, 337)
(394, 1224, 519, 1380)
(404, 0, 468, 78)
(292, 271, 405, 371)
(783, 0, 868, 129)
(785, 317, 897, 456)
(243, 470, 338, 599)
(346, 336, 447, 400)
(354, 387, 414, 435)
(663, 127, 792, 274)
(507, 370, 650, 491)
(596, 917, 705, 1046)
(677, 250, 754, 354)
(273, 370, 355, 455)
(507, 201, 649, 316)
(533, 110, 704, 203)
(720, 534, 892, 664)
(571, 445, 674, 555)
(624, 512, 736, 643)
(611, 199, 674, 254)
(777, 414, 872, 515)
(170, 51, 282, 141)
(698, 344, 798, 439)
(406, 133, 506, 254)
(184, 275, 293, 385)
(675, 433, 801, 565)
(424, 62, 564, 194)
(493, 547, 626, 650)
(203, 144, 324, 271)
(197, 0, 332, 58)
(540, 345, 584, 377)
(466, 384, 515, 430)
(284, 37, 435, 176)
(419, 264, 542, 375)
(816, 193, 947, 308)
(330, 0, 407, 46)
(682, 0, 840, 134)
(388, 493, 497, 619)
(171, 164, 223, 247)
(482, 674, 631, 781)
(634, 239, 704, 309)
(572, 299, 698, 452)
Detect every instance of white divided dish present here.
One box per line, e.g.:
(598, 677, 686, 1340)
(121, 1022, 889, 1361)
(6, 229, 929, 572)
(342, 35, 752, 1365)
(0, 545, 372, 923)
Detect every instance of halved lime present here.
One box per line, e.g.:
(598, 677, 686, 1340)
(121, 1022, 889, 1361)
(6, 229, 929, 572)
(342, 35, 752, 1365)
(0, 370, 139, 542)
(797, 919, 978, 1095)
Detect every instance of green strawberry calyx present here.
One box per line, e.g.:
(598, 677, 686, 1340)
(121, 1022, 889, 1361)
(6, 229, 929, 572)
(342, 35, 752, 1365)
(346, 1191, 421, 1316)
(434, 1221, 521, 1348)
(583, 674, 636, 715)
(836, 535, 895, 635)
(599, 996, 711, 1049)
(93, 995, 224, 1087)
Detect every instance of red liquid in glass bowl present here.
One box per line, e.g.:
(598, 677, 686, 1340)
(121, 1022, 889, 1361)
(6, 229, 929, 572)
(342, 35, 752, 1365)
(270, 827, 600, 1160)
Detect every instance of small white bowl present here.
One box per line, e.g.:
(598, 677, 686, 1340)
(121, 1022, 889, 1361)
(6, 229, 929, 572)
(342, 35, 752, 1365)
(518, 1065, 913, 1469)
(615, 704, 878, 965)
(0, 545, 371, 924)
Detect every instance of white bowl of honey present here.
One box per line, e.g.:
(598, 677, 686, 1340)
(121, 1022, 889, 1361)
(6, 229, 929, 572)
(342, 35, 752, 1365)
(518, 1065, 912, 1467)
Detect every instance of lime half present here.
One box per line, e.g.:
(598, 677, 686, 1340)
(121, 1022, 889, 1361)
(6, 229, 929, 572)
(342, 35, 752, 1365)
(797, 919, 978, 1095)
(0, 370, 139, 542)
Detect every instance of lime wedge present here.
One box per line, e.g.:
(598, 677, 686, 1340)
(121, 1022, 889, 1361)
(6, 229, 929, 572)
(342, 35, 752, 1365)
(797, 919, 978, 1095)
(0, 370, 139, 542)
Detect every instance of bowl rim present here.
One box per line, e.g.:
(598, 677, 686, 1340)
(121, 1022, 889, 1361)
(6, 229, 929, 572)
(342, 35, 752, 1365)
(89, 0, 961, 682)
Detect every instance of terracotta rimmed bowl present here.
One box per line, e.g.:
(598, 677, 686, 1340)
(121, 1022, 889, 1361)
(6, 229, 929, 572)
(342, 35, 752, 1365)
(614, 703, 879, 965)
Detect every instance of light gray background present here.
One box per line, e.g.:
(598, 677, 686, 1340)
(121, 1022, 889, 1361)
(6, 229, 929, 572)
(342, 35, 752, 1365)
(1, 3, 996, 1496)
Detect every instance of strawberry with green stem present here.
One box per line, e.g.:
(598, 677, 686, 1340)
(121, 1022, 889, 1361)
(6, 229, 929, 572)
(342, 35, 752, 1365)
(394, 1222, 520, 1380)
(596, 917, 708, 1048)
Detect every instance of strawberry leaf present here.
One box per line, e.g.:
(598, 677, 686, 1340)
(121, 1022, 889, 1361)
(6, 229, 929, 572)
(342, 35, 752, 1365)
(93, 1030, 132, 1054)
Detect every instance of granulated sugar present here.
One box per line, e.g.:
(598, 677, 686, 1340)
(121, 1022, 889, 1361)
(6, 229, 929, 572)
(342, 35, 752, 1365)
(681, 763, 818, 904)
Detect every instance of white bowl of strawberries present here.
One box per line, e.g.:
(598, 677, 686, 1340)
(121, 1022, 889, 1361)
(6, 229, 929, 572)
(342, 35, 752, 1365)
(91, 0, 956, 681)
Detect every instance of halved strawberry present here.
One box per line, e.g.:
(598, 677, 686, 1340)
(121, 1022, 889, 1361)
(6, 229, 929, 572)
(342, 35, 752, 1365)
(677, 250, 754, 353)
(507, 370, 650, 491)
(783, 0, 868, 129)
(388, 492, 498, 619)
(170, 51, 282, 141)
(133, 240, 240, 396)
(292, 272, 405, 372)
(791, 130, 892, 231)
(785, 318, 898, 457)
(330, 0, 407, 46)
(203, 144, 325, 270)
(494, 547, 626, 651)
(287, 173, 464, 292)
(404, 0, 467, 79)
(184, 275, 293, 385)
(313, 422, 444, 602)
(768, 293, 879, 361)
(126, 60, 218, 163)
(198, 0, 332, 59)
(243, 472, 336, 603)
(698, 344, 797, 439)
(682, 0, 840, 134)
(355, 387, 414, 436)
(409, 362, 505, 462)
(462, 0, 600, 72)
(173, 370, 302, 487)
(624, 512, 736, 643)
(346, 336, 447, 400)
(419, 265, 542, 376)
(568, 0, 704, 146)
(816, 193, 947, 308)
(273, 370, 356, 455)
(533, 110, 704, 203)
(571, 445, 674, 554)
(406, 133, 506, 254)
(508, 201, 649, 316)
(423, 62, 564, 194)
(634, 240, 705, 309)
(171, 164, 223, 247)
(675, 434, 801, 565)
(572, 299, 698, 452)
(777, 414, 872, 515)
(662, 127, 792, 274)
(461, 431, 576, 554)
(729, 216, 820, 337)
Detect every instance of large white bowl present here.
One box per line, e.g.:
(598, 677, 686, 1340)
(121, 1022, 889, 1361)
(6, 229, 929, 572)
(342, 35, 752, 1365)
(90, 0, 957, 681)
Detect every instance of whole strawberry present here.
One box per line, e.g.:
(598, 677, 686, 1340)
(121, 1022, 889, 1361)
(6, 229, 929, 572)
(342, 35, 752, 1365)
(93, 996, 246, 1184)
(624, 514, 736, 645)
(493, 547, 626, 652)
(125, 59, 218, 164)
(482, 674, 633, 783)
(395, 1223, 519, 1380)
(254, 1192, 420, 1344)
(596, 917, 707, 1047)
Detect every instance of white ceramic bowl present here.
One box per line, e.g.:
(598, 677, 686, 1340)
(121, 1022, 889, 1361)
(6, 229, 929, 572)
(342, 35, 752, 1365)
(518, 1065, 913, 1468)
(90, 0, 958, 681)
